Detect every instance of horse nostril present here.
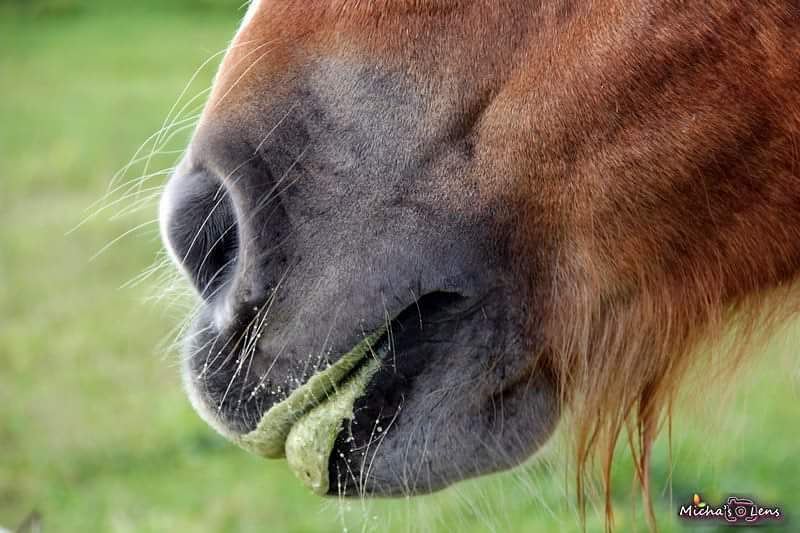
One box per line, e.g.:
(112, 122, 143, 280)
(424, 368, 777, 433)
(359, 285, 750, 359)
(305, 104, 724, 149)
(161, 167, 240, 301)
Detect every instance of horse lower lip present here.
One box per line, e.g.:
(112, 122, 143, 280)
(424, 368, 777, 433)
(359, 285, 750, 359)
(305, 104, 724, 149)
(235, 328, 387, 459)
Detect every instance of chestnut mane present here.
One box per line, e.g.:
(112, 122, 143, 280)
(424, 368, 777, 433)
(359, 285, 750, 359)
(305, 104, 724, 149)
(494, 0, 800, 527)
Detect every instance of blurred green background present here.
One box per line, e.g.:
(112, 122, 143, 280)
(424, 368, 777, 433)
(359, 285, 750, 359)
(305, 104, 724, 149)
(1, 1, 798, 531)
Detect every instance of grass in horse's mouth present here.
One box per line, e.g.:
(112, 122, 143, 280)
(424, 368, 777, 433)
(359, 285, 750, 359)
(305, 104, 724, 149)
(234, 291, 463, 494)
(235, 329, 388, 459)
(284, 356, 383, 494)
(235, 329, 387, 495)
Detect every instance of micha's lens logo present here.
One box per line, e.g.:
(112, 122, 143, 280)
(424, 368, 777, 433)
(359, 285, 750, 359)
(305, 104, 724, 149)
(679, 493, 782, 525)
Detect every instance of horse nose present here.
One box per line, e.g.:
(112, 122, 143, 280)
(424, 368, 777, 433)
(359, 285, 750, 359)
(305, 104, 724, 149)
(160, 163, 240, 302)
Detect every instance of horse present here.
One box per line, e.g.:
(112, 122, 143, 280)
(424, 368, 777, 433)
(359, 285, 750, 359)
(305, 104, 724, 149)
(159, 0, 800, 527)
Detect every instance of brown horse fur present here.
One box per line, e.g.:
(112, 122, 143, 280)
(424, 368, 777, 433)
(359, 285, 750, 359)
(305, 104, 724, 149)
(182, 0, 800, 528)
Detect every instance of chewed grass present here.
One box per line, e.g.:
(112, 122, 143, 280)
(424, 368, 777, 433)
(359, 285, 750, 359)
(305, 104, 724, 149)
(2, 2, 799, 532)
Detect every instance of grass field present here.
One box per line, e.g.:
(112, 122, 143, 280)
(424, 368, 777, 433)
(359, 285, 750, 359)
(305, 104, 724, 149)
(1, 2, 799, 531)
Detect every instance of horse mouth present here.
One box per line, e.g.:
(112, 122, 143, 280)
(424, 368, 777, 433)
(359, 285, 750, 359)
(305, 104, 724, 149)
(231, 291, 464, 494)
